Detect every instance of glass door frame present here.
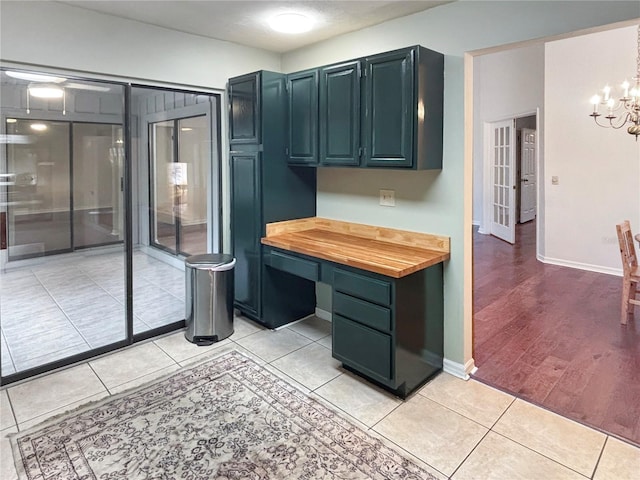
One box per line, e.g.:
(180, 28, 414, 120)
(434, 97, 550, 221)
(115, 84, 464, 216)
(142, 96, 219, 260)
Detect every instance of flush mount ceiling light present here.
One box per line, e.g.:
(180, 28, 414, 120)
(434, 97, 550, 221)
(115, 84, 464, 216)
(28, 84, 64, 98)
(5, 71, 65, 83)
(26, 83, 66, 116)
(269, 13, 313, 34)
(6, 118, 17, 124)
(30, 123, 48, 132)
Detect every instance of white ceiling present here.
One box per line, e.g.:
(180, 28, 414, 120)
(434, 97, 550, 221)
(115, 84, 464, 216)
(59, 1, 453, 53)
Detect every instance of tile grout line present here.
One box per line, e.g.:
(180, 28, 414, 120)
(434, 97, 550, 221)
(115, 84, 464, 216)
(589, 436, 609, 480)
(87, 362, 111, 398)
(371, 429, 450, 479)
(489, 429, 594, 478)
(3, 388, 18, 431)
(447, 428, 492, 479)
(32, 269, 94, 349)
(492, 397, 607, 477)
(1, 329, 18, 376)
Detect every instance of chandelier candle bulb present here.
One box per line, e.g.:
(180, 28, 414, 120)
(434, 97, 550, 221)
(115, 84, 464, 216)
(591, 95, 601, 114)
(622, 80, 630, 98)
(603, 85, 611, 101)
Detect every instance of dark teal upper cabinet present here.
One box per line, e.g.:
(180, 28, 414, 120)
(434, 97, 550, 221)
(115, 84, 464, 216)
(362, 50, 414, 168)
(362, 46, 443, 169)
(319, 61, 361, 167)
(229, 72, 260, 145)
(287, 69, 318, 165)
(286, 45, 444, 170)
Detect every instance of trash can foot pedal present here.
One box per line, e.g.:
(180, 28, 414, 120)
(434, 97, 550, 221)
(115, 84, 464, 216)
(192, 336, 218, 346)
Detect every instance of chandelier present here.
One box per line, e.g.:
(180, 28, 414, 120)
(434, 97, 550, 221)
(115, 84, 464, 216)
(589, 25, 640, 140)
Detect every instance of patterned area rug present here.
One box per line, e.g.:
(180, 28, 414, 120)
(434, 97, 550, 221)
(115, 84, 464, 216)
(12, 351, 439, 479)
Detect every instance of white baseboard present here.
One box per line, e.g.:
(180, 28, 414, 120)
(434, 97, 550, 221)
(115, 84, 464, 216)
(537, 254, 621, 277)
(315, 308, 332, 322)
(477, 227, 489, 235)
(443, 357, 477, 380)
(472, 220, 481, 227)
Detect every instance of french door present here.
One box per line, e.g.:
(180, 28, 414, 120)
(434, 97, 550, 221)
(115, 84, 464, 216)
(489, 119, 516, 244)
(149, 115, 208, 257)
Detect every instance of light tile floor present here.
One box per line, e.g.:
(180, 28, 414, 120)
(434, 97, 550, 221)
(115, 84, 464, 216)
(0, 248, 185, 375)
(1, 315, 639, 479)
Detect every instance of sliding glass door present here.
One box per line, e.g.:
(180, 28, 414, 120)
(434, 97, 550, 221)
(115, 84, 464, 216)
(149, 115, 208, 257)
(1, 69, 222, 386)
(1, 71, 128, 381)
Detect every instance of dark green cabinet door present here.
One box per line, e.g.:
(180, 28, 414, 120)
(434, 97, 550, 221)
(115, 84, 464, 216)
(287, 70, 318, 165)
(319, 61, 361, 166)
(231, 152, 261, 317)
(229, 73, 260, 145)
(363, 49, 414, 168)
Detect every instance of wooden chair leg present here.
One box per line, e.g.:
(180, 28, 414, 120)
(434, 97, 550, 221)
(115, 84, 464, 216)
(621, 279, 631, 325)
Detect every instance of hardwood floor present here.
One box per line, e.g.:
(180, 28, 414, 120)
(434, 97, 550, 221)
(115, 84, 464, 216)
(472, 221, 640, 446)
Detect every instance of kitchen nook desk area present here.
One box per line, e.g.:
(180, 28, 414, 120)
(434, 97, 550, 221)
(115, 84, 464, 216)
(261, 217, 450, 398)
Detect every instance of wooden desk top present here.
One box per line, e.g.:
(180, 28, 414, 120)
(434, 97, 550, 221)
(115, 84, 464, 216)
(261, 218, 450, 278)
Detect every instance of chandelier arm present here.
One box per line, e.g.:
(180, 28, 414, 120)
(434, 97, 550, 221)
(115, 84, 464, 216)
(591, 112, 632, 129)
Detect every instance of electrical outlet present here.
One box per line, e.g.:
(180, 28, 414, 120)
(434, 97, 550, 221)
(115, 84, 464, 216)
(379, 189, 395, 207)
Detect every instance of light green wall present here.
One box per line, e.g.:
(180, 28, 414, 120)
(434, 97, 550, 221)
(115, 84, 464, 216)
(281, 1, 640, 367)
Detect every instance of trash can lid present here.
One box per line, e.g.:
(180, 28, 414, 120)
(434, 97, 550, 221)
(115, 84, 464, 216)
(185, 253, 236, 270)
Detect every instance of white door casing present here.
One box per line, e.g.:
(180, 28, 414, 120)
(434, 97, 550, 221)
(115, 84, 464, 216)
(490, 119, 516, 243)
(520, 128, 536, 223)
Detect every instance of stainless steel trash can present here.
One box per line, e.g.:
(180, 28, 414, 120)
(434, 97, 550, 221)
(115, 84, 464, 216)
(184, 254, 236, 345)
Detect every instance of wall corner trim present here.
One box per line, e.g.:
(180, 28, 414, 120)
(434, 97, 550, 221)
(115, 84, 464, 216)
(443, 357, 477, 380)
(314, 308, 332, 322)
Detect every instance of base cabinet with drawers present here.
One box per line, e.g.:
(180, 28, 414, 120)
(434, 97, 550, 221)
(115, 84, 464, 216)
(263, 246, 444, 398)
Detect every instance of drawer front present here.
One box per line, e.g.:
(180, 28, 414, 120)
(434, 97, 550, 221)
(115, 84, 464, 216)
(334, 268, 391, 306)
(268, 250, 319, 281)
(333, 291, 391, 332)
(332, 314, 392, 382)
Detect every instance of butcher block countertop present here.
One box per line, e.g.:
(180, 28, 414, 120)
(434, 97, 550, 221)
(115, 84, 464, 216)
(261, 218, 450, 278)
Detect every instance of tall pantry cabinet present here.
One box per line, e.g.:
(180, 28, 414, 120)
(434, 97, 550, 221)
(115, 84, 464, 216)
(228, 71, 317, 328)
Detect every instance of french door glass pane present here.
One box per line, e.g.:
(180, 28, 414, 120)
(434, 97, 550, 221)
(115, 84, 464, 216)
(150, 120, 177, 252)
(6, 120, 71, 259)
(73, 123, 124, 249)
(177, 116, 208, 256)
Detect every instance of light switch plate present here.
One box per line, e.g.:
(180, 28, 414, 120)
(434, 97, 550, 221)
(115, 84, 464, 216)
(379, 189, 395, 206)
